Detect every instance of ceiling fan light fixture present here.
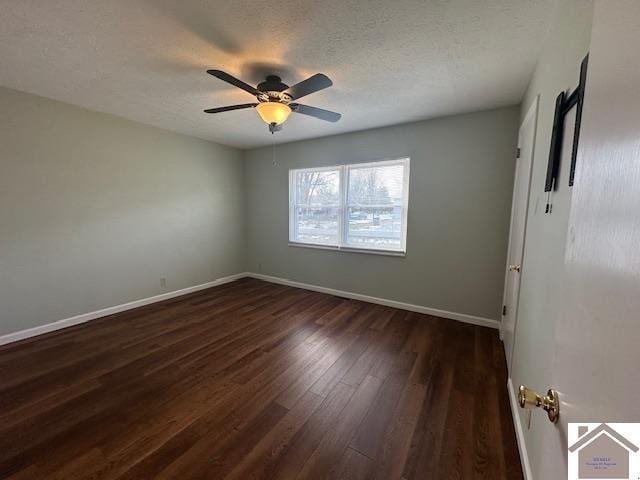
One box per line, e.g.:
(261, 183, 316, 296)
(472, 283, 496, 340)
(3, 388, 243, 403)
(256, 102, 292, 126)
(204, 71, 340, 132)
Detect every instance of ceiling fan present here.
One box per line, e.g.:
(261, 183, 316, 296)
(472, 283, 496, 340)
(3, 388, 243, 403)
(204, 70, 341, 133)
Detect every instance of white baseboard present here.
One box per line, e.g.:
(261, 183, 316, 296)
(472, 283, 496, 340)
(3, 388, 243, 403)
(507, 378, 533, 480)
(0, 272, 248, 346)
(246, 272, 500, 330)
(1, 270, 500, 347)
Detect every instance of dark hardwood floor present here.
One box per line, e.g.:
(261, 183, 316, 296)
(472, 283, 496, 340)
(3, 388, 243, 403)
(0, 278, 522, 479)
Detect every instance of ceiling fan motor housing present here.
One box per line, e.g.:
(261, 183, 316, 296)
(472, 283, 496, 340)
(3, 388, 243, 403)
(257, 75, 292, 103)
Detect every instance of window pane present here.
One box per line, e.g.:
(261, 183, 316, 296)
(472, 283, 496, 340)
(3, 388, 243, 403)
(295, 206, 340, 245)
(348, 163, 405, 207)
(295, 169, 340, 206)
(289, 159, 409, 252)
(345, 206, 403, 249)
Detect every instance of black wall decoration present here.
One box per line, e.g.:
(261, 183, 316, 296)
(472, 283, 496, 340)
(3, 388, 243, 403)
(544, 54, 589, 194)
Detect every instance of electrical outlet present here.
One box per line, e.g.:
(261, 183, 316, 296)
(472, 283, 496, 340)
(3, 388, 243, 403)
(160, 277, 167, 287)
(258, 262, 262, 271)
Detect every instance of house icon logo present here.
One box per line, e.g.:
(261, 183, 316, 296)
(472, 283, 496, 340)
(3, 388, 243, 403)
(568, 423, 640, 479)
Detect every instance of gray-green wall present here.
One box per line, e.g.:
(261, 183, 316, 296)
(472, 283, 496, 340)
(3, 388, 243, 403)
(0, 87, 245, 336)
(1, 87, 520, 338)
(244, 107, 520, 321)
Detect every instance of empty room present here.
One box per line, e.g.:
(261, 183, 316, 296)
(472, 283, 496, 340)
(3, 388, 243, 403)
(1, 1, 639, 479)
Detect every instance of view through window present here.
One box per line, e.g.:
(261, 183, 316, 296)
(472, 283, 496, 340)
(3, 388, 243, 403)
(289, 158, 410, 253)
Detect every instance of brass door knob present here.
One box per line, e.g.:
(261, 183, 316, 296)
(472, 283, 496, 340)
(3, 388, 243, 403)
(509, 264, 521, 272)
(518, 385, 559, 423)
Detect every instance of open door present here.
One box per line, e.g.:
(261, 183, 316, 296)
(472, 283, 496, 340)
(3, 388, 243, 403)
(510, 2, 640, 478)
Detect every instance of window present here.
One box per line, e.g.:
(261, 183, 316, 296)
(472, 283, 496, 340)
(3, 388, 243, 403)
(289, 158, 410, 254)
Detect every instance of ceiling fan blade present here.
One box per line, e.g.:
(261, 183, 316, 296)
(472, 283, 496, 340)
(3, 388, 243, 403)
(284, 74, 333, 100)
(203, 103, 258, 114)
(207, 70, 262, 96)
(291, 103, 341, 123)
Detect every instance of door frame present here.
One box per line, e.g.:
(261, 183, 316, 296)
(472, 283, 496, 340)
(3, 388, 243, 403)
(500, 95, 538, 371)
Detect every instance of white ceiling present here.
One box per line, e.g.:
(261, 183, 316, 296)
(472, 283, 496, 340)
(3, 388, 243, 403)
(0, 0, 555, 149)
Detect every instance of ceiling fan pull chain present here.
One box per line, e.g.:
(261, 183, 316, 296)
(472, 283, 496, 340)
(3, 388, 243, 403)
(272, 141, 277, 166)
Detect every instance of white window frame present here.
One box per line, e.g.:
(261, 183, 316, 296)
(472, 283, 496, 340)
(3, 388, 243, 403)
(288, 157, 410, 256)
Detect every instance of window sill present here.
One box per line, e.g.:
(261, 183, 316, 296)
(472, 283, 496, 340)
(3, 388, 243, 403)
(288, 242, 406, 257)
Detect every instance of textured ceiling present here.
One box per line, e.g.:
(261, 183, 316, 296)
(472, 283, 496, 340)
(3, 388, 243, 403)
(0, 0, 556, 149)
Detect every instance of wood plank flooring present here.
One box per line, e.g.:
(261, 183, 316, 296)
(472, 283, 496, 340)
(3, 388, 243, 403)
(0, 278, 522, 479)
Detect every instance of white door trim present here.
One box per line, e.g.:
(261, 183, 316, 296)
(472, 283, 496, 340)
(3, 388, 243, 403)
(508, 378, 534, 480)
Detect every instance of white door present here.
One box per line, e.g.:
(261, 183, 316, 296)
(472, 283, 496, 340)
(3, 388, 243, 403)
(513, 2, 640, 478)
(537, 1, 640, 477)
(501, 96, 538, 370)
